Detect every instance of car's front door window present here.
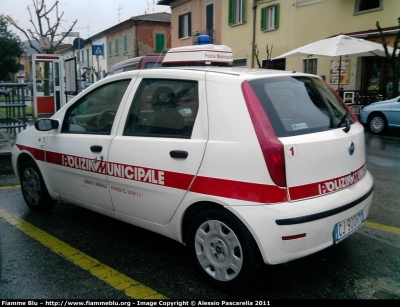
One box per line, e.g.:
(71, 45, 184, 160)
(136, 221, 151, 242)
(44, 79, 131, 209)
(62, 80, 131, 135)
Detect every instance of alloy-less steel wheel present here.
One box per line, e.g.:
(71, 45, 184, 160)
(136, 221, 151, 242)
(188, 208, 259, 291)
(368, 113, 388, 135)
(19, 159, 57, 213)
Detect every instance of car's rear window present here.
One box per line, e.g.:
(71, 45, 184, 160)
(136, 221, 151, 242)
(249, 76, 354, 137)
(144, 62, 163, 69)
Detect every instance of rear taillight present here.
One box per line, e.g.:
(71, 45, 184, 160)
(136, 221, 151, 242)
(241, 81, 286, 187)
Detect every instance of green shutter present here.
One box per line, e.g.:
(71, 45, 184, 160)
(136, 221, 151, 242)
(155, 34, 165, 52)
(274, 4, 280, 29)
(115, 38, 119, 54)
(179, 15, 183, 38)
(228, 0, 235, 25)
(242, 0, 246, 23)
(188, 12, 192, 36)
(160, 34, 165, 51)
(124, 36, 128, 52)
(108, 41, 112, 56)
(261, 7, 266, 31)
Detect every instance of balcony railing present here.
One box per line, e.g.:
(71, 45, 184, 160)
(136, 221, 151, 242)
(339, 90, 385, 106)
(0, 83, 27, 138)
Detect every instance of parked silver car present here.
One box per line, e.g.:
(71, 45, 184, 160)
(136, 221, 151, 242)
(360, 96, 400, 134)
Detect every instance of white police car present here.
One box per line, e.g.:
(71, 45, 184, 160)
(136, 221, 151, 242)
(11, 42, 374, 291)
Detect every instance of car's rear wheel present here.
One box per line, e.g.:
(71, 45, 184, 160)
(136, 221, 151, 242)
(188, 208, 259, 292)
(368, 113, 388, 135)
(19, 159, 56, 213)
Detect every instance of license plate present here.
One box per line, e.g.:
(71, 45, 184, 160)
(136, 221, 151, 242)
(334, 210, 365, 243)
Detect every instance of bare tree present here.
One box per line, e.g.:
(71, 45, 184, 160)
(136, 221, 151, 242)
(254, 44, 273, 69)
(376, 18, 400, 98)
(5, 0, 77, 55)
(5, 0, 77, 95)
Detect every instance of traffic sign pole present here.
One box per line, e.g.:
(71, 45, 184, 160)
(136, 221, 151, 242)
(97, 55, 100, 80)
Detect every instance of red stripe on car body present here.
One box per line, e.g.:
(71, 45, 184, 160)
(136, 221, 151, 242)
(288, 164, 367, 201)
(16, 144, 365, 204)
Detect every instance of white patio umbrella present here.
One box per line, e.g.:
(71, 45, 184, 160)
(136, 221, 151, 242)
(273, 34, 398, 90)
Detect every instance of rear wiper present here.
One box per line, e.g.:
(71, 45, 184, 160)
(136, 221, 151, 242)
(337, 111, 350, 133)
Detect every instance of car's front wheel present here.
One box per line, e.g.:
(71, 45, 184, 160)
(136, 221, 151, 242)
(368, 113, 388, 135)
(188, 208, 259, 292)
(19, 159, 57, 213)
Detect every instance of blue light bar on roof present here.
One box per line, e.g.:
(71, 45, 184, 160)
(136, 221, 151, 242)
(197, 35, 211, 45)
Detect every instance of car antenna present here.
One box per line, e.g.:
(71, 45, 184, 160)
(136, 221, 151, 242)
(155, 27, 173, 67)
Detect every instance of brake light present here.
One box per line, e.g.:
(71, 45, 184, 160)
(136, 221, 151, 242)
(241, 81, 287, 187)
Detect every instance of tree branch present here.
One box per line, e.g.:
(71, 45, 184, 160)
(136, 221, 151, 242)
(6, 0, 78, 55)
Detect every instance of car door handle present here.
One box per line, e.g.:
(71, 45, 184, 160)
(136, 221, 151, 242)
(90, 145, 103, 153)
(170, 150, 188, 159)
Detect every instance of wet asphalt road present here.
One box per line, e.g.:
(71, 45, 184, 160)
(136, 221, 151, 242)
(0, 130, 399, 300)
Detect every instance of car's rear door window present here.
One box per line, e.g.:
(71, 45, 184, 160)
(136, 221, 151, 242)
(249, 76, 354, 137)
(124, 78, 199, 139)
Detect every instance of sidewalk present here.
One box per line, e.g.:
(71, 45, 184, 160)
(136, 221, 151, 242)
(0, 156, 18, 186)
(0, 128, 18, 185)
(0, 115, 36, 156)
(0, 129, 17, 156)
(0, 117, 36, 186)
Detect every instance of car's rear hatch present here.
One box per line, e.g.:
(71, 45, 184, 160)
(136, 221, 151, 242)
(244, 75, 367, 202)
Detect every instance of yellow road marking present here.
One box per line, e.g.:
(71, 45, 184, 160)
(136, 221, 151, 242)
(364, 221, 400, 235)
(1, 184, 400, 297)
(0, 184, 20, 190)
(0, 207, 168, 299)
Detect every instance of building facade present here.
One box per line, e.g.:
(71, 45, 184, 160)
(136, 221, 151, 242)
(104, 12, 171, 71)
(158, 0, 400, 101)
(158, 0, 222, 46)
(57, 12, 171, 84)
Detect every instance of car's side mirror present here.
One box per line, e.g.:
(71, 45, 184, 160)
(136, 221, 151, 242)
(34, 119, 59, 131)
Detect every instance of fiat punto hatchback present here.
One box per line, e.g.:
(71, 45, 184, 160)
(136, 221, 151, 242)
(12, 64, 374, 291)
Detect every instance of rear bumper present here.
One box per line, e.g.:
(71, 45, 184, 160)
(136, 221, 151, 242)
(276, 185, 373, 226)
(229, 171, 374, 265)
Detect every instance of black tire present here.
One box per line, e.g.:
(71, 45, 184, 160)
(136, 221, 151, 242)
(368, 113, 388, 135)
(19, 159, 57, 213)
(187, 208, 259, 292)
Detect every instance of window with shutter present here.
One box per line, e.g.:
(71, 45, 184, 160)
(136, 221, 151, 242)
(178, 13, 191, 39)
(228, 0, 246, 26)
(354, 0, 382, 14)
(261, 4, 279, 31)
(303, 58, 318, 75)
